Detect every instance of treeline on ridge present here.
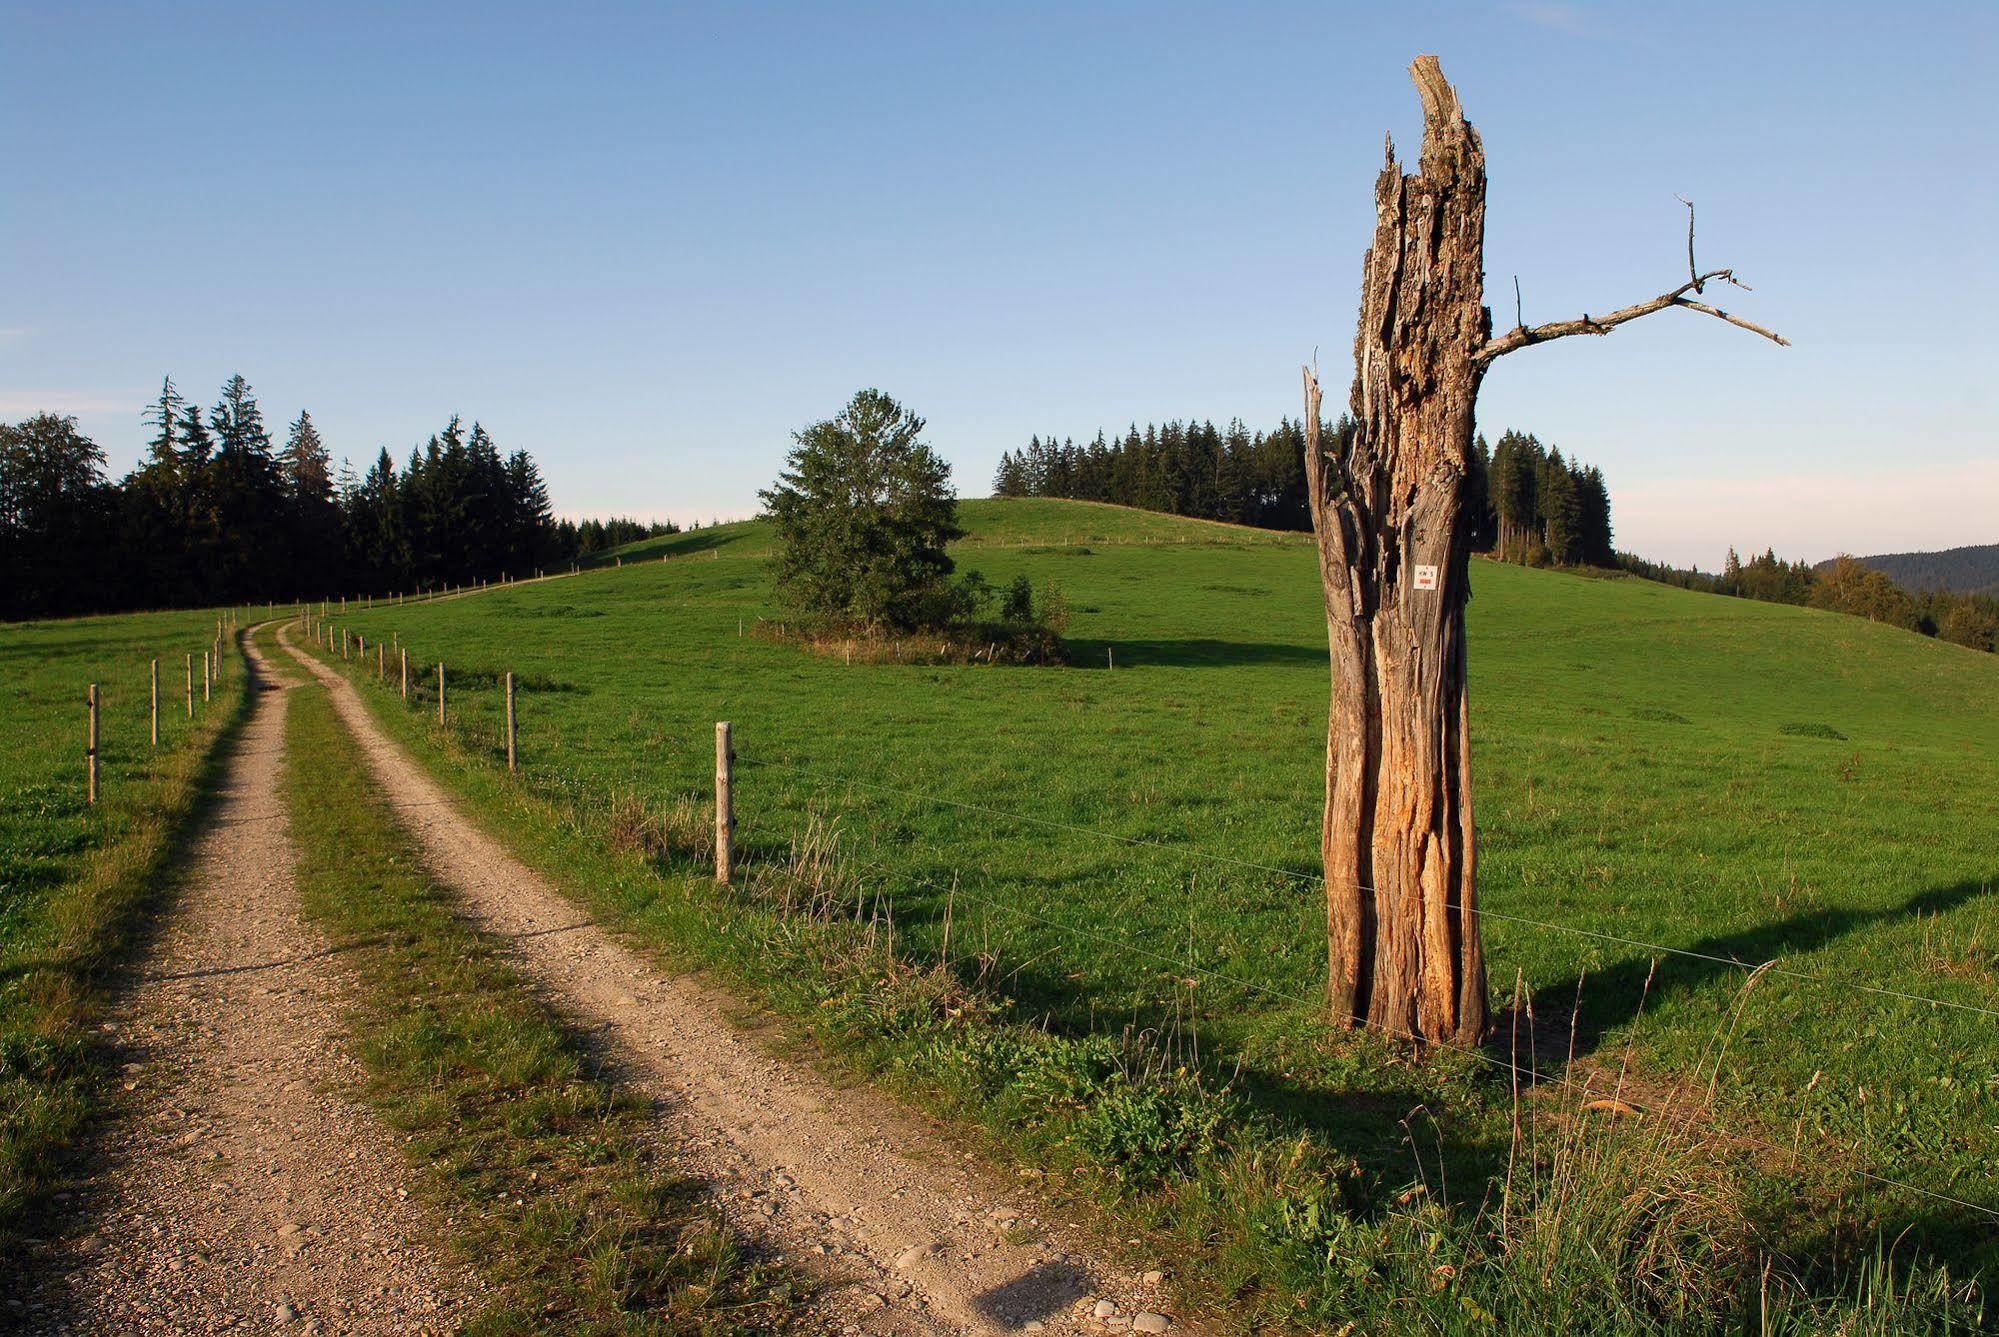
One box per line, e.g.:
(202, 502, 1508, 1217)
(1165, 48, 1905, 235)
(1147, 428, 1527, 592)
(0, 375, 674, 621)
(1828, 543, 1999, 598)
(993, 422, 1615, 567)
(1620, 547, 1999, 654)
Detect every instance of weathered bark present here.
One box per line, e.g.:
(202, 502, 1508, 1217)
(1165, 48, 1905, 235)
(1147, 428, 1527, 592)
(1305, 58, 1784, 1048)
(1304, 56, 1488, 1047)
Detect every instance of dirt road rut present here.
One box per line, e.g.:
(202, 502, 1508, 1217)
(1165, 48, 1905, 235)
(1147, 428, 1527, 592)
(23, 634, 476, 1334)
(281, 626, 1178, 1335)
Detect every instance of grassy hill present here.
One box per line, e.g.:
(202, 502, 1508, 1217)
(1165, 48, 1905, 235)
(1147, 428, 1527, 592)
(600, 496, 1309, 565)
(312, 497, 1999, 1322)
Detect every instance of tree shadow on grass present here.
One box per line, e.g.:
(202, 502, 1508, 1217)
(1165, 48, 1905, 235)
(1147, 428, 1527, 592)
(812, 847, 1999, 1255)
(1522, 875, 1997, 1066)
(653, 529, 756, 560)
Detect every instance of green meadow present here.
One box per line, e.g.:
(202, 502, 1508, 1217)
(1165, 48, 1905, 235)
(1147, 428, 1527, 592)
(0, 605, 249, 1243)
(303, 497, 1998, 1321)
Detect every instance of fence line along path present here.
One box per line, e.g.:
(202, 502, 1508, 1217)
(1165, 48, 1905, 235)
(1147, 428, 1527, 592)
(282, 623, 1183, 1336)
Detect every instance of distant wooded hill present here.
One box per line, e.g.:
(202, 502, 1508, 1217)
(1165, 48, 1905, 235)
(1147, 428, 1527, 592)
(1826, 544, 1999, 596)
(993, 422, 1615, 568)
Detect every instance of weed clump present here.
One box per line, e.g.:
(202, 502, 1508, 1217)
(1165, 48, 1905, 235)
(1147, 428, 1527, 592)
(744, 812, 863, 920)
(604, 790, 713, 865)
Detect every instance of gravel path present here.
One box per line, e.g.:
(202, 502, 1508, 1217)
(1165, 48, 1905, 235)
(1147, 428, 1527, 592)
(281, 624, 1182, 1335)
(17, 634, 479, 1335)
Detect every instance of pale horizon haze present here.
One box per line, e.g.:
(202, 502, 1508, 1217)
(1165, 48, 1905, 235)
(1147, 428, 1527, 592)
(3, 1, 1993, 570)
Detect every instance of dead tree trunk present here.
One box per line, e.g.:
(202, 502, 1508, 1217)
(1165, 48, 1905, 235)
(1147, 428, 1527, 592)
(1304, 57, 1785, 1047)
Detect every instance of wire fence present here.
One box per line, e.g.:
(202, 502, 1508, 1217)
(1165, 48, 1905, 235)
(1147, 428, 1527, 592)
(737, 754, 1999, 1025)
(299, 608, 1999, 1230)
(845, 856, 1999, 1225)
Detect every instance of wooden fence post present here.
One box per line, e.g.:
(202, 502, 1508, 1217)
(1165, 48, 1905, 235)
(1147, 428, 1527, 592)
(203, 649, 211, 702)
(86, 683, 99, 805)
(377, 642, 385, 680)
(438, 662, 446, 725)
(505, 671, 517, 773)
(715, 721, 734, 884)
(401, 648, 409, 700)
(185, 654, 193, 718)
(150, 658, 159, 748)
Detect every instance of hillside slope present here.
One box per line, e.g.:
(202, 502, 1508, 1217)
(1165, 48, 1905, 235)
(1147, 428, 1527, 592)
(602, 496, 1308, 564)
(332, 494, 1999, 1277)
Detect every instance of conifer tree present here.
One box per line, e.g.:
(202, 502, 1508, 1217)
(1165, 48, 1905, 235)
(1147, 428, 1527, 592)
(205, 375, 285, 597)
(140, 377, 185, 484)
(280, 409, 341, 591)
(124, 377, 190, 605)
(1540, 456, 1582, 565)
(762, 389, 961, 630)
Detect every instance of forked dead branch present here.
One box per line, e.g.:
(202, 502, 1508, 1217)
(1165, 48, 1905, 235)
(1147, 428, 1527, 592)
(1301, 55, 1786, 1047)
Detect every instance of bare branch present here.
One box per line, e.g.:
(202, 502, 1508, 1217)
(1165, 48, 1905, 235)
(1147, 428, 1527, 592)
(1477, 267, 1789, 361)
(1671, 295, 1789, 346)
(1675, 194, 1700, 292)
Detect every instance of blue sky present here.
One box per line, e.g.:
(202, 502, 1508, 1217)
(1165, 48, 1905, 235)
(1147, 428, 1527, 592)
(4, 1, 1993, 568)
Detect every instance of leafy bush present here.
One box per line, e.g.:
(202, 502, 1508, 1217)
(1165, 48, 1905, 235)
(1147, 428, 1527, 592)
(1001, 575, 1034, 623)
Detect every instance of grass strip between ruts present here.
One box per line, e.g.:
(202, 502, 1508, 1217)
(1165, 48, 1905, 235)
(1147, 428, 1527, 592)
(278, 644, 793, 1334)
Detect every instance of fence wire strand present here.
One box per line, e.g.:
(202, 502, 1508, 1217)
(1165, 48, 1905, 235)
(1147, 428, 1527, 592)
(832, 853, 1999, 1225)
(299, 620, 1999, 1225)
(739, 753, 1999, 1023)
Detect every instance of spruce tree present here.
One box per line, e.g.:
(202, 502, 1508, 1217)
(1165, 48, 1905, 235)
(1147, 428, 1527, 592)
(761, 389, 961, 630)
(1464, 433, 1494, 552)
(281, 409, 341, 591)
(1540, 453, 1582, 565)
(205, 375, 285, 597)
(140, 377, 185, 483)
(125, 378, 189, 606)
